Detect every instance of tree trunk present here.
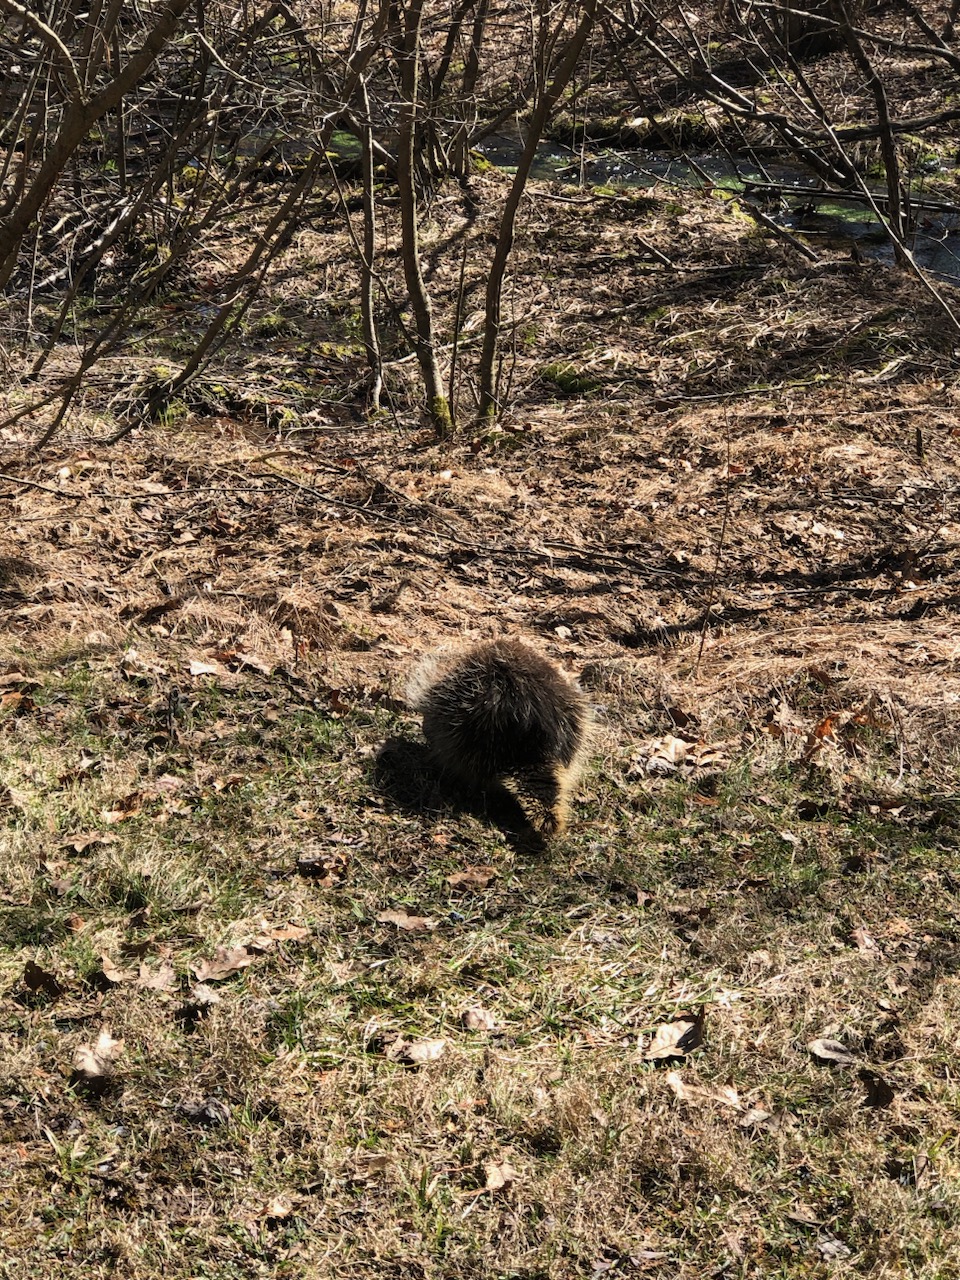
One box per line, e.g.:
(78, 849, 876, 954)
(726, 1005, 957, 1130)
(395, 0, 452, 435)
(477, 0, 597, 420)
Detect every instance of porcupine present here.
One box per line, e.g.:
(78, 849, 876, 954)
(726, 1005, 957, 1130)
(406, 639, 591, 836)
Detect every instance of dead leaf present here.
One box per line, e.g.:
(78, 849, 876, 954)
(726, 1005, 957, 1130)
(665, 1069, 739, 1108)
(121, 647, 168, 678)
(72, 1030, 123, 1091)
(99, 954, 135, 985)
(0, 690, 35, 712)
(463, 1006, 498, 1033)
(252, 922, 311, 946)
(739, 1107, 775, 1130)
(234, 651, 274, 676)
(386, 1037, 447, 1065)
(101, 793, 144, 824)
(806, 666, 834, 689)
(353, 1153, 390, 1180)
(404, 1038, 447, 1065)
(859, 1068, 895, 1109)
(643, 1010, 705, 1060)
(138, 959, 177, 991)
(808, 1037, 857, 1067)
(687, 740, 733, 772)
(849, 695, 886, 731)
(179, 1095, 230, 1125)
(850, 927, 879, 952)
(483, 1159, 519, 1192)
(152, 773, 187, 795)
(762, 712, 788, 740)
(785, 1204, 822, 1229)
(249, 920, 312, 950)
(260, 1196, 293, 1220)
(176, 984, 222, 1029)
(297, 850, 349, 884)
(380, 1033, 408, 1060)
(57, 754, 102, 784)
(185, 983, 222, 1010)
(188, 658, 229, 677)
(817, 1239, 851, 1261)
(212, 773, 246, 792)
(61, 830, 115, 853)
(802, 714, 837, 760)
(23, 959, 63, 998)
(447, 866, 497, 890)
(376, 909, 437, 932)
(193, 945, 256, 982)
(0, 669, 39, 690)
(643, 734, 691, 775)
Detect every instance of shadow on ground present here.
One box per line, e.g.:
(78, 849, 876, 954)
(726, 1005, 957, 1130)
(373, 736, 549, 856)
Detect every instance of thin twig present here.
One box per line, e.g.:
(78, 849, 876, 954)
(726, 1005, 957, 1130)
(695, 429, 733, 677)
(0, 471, 75, 496)
(735, 197, 818, 262)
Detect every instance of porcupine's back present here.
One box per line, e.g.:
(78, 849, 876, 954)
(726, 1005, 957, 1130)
(407, 639, 588, 787)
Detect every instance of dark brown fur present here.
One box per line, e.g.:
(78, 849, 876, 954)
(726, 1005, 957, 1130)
(407, 639, 590, 835)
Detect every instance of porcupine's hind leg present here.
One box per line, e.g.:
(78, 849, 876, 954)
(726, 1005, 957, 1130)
(511, 761, 573, 836)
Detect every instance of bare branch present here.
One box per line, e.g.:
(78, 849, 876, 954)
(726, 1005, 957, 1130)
(0, 1, 83, 100)
(0, 0, 194, 288)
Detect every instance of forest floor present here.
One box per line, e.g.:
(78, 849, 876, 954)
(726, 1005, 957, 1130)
(1, 163, 959, 1280)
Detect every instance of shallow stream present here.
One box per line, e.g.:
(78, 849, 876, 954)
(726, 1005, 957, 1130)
(478, 136, 960, 284)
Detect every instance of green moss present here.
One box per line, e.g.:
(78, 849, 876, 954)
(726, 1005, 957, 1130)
(540, 362, 600, 396)
(430, 395, 453, 438)
(251, 312, 294, 338)
(156, 399, 188, 427)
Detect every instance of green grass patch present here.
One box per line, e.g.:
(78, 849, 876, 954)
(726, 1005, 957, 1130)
(1, 651, 959, 1279)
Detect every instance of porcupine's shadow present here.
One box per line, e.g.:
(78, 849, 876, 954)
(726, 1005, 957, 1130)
(373, 736, 548, 854)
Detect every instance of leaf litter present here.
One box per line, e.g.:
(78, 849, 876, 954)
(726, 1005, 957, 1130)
(193, 946, 257, 982)
(462, 1006, 498, 1032)
(483, 1159, 519, 1192)
(72, 1030, 124, 1091)
(138, 959, 178, 991)
(376, 909, 438, 932)
(807, 1037, 858, 1067)
(383, 1035, 447, 1066)
(642, 1009, 705, 1061)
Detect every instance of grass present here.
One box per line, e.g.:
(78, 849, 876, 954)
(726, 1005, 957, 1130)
(2, 640, 958, 1279)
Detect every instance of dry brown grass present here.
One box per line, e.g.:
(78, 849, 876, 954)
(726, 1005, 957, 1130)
(1, 173, 960, 1280)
